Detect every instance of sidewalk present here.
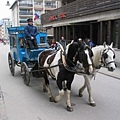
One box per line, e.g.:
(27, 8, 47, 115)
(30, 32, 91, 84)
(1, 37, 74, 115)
(115, 49, 120, 68)
(98, 67, 120, 80)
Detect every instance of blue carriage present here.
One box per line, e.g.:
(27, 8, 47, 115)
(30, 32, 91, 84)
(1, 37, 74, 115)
(8, 26, 50, 85)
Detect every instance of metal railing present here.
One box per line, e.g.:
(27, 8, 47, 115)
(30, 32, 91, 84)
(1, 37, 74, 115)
(19, 12, 33, 15)
(19, 3, 33, 7)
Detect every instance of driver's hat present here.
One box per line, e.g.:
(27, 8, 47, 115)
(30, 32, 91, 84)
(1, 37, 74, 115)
(27, 18, 33, 22)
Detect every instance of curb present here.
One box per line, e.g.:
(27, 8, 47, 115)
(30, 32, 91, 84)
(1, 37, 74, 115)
(98, 71, 120, 80)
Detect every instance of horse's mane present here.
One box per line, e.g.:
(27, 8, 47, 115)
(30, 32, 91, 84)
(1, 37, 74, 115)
(91, 45, 104, 67)
(65, 41, 74, 55)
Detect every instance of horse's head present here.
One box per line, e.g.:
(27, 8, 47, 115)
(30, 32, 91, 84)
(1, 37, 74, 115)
(78, 44, 94, 74)
(66, 42, 79, 66)
(101, 42, 116, 71)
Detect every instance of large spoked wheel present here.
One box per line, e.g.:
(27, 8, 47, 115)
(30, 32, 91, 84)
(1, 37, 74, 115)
(8, 52, 15, 76)
(21, 62, 30, 86)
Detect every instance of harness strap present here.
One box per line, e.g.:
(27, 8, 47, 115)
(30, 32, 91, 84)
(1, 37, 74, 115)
(47, 53, 56, 65)
(106, 61, 115, 66)
(48, 64, 56, 79)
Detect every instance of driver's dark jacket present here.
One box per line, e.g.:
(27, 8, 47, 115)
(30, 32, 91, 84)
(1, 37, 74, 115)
(24, 24, 38, 40)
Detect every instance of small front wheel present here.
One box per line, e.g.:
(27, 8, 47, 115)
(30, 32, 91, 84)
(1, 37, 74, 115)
(21, 62, 30, 86)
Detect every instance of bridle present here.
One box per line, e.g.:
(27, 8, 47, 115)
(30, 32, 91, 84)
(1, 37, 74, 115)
(101, 47, 115, 67)
(63, 47, 93, 74)
(62, 48, 79, 73)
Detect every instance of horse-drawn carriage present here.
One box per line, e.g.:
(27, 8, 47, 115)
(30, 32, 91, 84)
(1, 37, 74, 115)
(8, 26, 51, 86)
(7, 26, 117, 111)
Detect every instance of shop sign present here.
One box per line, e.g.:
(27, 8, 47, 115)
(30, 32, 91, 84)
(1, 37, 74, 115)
(49, 12, 66, 21)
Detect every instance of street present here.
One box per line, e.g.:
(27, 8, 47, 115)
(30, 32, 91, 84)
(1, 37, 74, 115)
(0, 43, 120, 120)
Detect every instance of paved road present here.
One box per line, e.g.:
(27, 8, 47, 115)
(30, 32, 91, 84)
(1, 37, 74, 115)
(0, 44, 120, 120)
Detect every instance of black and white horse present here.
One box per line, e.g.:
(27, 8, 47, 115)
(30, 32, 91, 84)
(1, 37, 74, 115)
(78, 42, 116, 106)
(38, 41, 93, 111)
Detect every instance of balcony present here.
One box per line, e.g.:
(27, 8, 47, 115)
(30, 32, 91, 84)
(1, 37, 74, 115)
(19, 12, 33, 15)
(19, 3, 33, 7)
(45, 5, 56, 8)
(19, 20, 27, 24)
(34, 4, 43, 8)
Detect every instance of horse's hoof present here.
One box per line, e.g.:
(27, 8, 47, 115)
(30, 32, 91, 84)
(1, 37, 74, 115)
(67, 106, 73, 112)
(90, 103, 96, 107)
(54, 100, 58, 103)
(43, 89, 47, 92)
(79, 93, 83, 97)
(49, 97, 55, 102)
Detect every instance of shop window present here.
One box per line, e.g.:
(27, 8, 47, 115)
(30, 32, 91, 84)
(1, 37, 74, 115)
(112, 20, 119, 48)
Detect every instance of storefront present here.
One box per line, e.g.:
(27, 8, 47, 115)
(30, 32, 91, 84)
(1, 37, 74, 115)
(41, 0, 120, 49)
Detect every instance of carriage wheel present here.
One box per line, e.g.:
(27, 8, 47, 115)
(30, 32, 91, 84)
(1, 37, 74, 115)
(21, 62, 30, 86)
(8, 52, 15, 76)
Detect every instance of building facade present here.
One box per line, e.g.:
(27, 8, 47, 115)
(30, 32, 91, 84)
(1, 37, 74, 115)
(0, 18, 12, 39)
(10, 0, 61, 27)
(41, 0, 120, 49)
(0, 26, 2, 39)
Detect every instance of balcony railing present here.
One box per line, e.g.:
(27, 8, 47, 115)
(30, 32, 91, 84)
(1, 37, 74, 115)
(19, 3, 33, 7)
(19, 21, 27, 23)
(45, 5, 56, 8)
(19, 12, 33, 15)
(41, 0, 120, 25)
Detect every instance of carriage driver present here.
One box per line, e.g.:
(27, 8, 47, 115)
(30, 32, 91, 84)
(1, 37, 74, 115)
(24, 18, 38, 49)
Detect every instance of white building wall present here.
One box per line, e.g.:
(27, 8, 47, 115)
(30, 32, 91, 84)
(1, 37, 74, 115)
(3, 20, 12, 39)
(11, 0, 61, 27)
(12, 4, 19, 27)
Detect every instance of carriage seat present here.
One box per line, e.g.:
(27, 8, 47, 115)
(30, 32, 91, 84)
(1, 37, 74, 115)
(20, 37, 50, 50)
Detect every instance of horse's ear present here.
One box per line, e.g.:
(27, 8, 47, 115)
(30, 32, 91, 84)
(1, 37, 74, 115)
(109, 42, 113, 48)
(103, 42, 106, 48)
(71, 40, 74, 44)
(83, 41, 87, 46)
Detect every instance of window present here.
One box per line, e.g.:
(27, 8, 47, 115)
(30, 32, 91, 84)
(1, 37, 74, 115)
(40, 37, 45, 43)
(13, 36, 17, 48)
(45, 1, 56, 8)
(34, 2, 42, 5)
(9, 35, 16, 48)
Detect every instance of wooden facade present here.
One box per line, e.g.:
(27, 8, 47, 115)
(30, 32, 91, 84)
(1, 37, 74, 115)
(41, 0, 120, 48)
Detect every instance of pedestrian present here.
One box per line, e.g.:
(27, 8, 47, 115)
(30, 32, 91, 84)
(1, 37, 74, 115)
(87, 39, 95, 48)
(78, 38, 85, 50)
(24, 18, 38, 49)
(59, 36, 66, 50)
(51, 38, 57, 50)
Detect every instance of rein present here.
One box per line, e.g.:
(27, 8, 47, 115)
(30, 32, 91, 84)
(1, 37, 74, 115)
(31, 64, 60, 73)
